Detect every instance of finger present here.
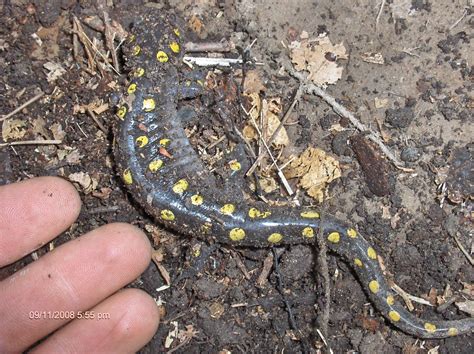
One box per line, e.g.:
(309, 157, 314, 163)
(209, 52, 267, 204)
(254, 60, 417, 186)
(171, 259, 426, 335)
(31, 289, 160, 354)
(0, 176, 81, 267)
(0, 223, 152, 353)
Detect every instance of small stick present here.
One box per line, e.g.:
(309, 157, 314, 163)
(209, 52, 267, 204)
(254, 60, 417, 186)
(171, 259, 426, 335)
(246, 105, 293, 195)
(452, 232, 474, 266)
(205, 135, 225, 150)
(246, 87, 302, 177)
(103, 11, 120, 73)
(0, 91, 44, 122)
(184, 40, 234, 53)
(0, 139, 62, 147)
(73, 16, 120, 76)
(304, 82, 404, 167)
(86, 107, 107, 133)
(449, 8, 468, 31)
(375, 0, 386, 31)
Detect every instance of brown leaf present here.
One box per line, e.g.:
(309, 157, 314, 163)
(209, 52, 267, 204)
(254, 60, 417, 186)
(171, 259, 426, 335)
(285, 147, 341, 203)
(290, 35, 348, 86)
(243, 70, 266, 94)
(2, 119, 27, 141)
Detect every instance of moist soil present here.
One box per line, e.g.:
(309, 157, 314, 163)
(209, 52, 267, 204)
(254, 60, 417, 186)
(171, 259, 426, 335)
(0, 0, 473, 353)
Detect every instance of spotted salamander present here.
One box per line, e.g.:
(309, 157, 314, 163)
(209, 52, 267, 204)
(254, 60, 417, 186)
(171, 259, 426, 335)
(114, 12, 474, 339)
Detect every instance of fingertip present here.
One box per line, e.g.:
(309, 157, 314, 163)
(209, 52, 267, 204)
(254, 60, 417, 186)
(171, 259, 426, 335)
(98, 222, 152, 263)
(114, 288, 161, 342)
(0, 176, 82, 266)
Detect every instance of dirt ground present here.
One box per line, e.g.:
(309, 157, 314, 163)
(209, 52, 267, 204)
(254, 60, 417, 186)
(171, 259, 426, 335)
(0, 0, 473, 353)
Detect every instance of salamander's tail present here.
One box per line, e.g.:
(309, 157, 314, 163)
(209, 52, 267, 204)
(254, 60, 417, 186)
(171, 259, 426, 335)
(322, 217, 474, 338)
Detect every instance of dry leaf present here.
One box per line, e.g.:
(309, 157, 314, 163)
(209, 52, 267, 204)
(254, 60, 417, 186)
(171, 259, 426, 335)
(243, 94, 289, 146)
(50, 122, 66, 140)
(32, 117, 50, 139)
(43, 62, 66, 82)
(188, 15, 203, 35)
(361, 52, 385, 65)
(2, 119, 27, 141)
(260, 176, 279, 193)
(290, 35, 348, 86)
(243, 70, 266, 94)
(91, 187, 112, 200)
(461, 282, 474, 297)
(455, 300, 474, 316)
(374, 97, 389, 109)
(68, 172, 98, 194)
(164, 321, 178, 349)
(285, 147, 341, 203)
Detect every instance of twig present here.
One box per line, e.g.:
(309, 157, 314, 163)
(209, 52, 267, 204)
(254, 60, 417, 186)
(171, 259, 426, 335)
(306, 84, 403, 166)
(244, 104, 294, 195)
(391, 283, 434, 310)
(86, 107, 107, 133)
(184, 40, 234, 52)
(246, 87, 302, 177)
(316, 329, 334, 354)
(72, 16, 120, 76)
(0, 139, 62, 147)
(0, 91, 45, 122)
(449, 8, 468, 31)
(183, 56, 243, 67)
(287, 64, 404, 167)
(452, 232, 474, 266)
(375, 0, 386, 31)
(205, 135, 225, 150)
(103, 11, 120, 73)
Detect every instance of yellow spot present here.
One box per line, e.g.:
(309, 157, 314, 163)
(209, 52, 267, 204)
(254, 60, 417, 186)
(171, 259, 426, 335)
(424, 323, 436, 333)
(169, 41, 180, 53)
(229, 228, 245, 241)
(369, 280, 379, 294)
(148, 159, 163, 172)
(128, 34, 136, 43)
(172, 179, 188, 194)
(173, 28, 181, 37)
(161, 209, 175, 221)
(133, 67, 145, 77)
(268, 233, 283, 243)
(389, 310, 401, 322)
(132, 45, 141, 56)
(156, 50, 169, 63)
(122, 168, 133, 185)
(448, 327, 458, 336)
(354, 258, 363, 267)
(220, 204, 235, 215)
(127, 83, 137, 94)
(159, 138, 170, 147)
(142, 98, 155, 112)
(248, 207, 271, 219)
(347, 228, 357, 238)
(302, 227, 314, 238)
(367, 247, 377, 260)
(327, 232, 340, 243)
(201, 222, 212, 234)
(136, 135, 149, 148)
(191, 194, 203, 206)
(229, 160, 241, 171)
(301, 210, 320, 218)
(197, 79, 204, 86)
(386, 295, 395, 306)
(192, 244, 201, 257)
(116, 106, 127, 120)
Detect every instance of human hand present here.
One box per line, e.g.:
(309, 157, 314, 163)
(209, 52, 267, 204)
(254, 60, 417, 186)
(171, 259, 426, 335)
(0, 177, 159, 353)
